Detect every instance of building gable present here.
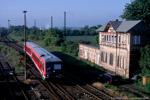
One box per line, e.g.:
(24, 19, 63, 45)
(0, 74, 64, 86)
(96, 20, 122, 32)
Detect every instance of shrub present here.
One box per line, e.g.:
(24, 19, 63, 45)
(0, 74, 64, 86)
(43, 36, 63, 46)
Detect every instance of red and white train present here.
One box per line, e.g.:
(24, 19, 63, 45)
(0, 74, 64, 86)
(24, 42, 63, 80)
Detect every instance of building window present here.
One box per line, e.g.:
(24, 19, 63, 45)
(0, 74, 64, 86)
(109, 35, 111, 42)
(104, 35, 106, 42)
(118, 36, 121, 43)
(109, 53, 113, 65)
(107, 35, 108, 42)
(102, 35, 104, 42)
(105, 53, 107, 63)
(101, 52, 104, 62)
(117, 56, 120, 67)
(112, 36, 114, 42)
(132, 35, 140, 45)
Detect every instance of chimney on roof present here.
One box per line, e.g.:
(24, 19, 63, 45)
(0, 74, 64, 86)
(115, 19, 118, 21)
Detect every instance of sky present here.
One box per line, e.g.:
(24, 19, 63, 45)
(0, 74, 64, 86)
(0, 0, 131, 28)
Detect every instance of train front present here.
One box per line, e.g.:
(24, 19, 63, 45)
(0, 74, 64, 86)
(44, 57, 63, 79)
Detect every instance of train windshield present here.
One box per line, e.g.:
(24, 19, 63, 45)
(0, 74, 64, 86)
(54, 64, 61, 69)
(46, 62, 62, 72)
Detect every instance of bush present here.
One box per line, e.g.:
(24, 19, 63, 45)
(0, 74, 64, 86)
(61, 40, 90, 56)
(139, 45, 150, 77)
(145, 81, 150, 93)
(134, 79, 150, 93)
(43, 36, 63, 46)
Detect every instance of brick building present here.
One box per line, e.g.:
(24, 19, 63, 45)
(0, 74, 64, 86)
(79, 20, 150, 78)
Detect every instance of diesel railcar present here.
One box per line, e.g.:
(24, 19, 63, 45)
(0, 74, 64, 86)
(24, 42, 63, 80)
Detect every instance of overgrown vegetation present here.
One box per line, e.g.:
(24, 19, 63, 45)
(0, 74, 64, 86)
(0, 42, 24, 74)
(134, 79, 150, 93)
(139, 45, 150, 77)
(133, 45, 150, 93)
(61, 40, 90, 56)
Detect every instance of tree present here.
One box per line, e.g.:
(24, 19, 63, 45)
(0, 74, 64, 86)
(139, 45, 150, 77)
(61, 40, 90, 56)
(121, 0, 150, 25)
(94, 34, 99, 45)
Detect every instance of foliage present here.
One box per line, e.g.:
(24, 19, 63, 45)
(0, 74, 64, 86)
(43, 28, 64, 46)
(134, 79, 150, 93)
(0, 42, 24, 74)
(43, 36, 63, 46)
(93, 34, 99, 45)
(61, 40, 90, 56)
(121, 0, 150, 24)
(66, 25, 101, 36)
(66, 36, 95, 43)
(10, 25, 25, 36)
(0, 27, 8, 36)
(139, 45, 150, 77)
(44, 28, 63, 38)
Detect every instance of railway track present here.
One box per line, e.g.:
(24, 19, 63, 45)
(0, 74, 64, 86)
(64, 72, 115, 100)
(0, 52, 28, 100)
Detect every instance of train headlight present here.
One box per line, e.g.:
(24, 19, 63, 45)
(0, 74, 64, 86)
(47, 67, 51, 71)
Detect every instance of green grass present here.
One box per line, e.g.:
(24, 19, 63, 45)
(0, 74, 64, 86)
(66, 36, 95, 43)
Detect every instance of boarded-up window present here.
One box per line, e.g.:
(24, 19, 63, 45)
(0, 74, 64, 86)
(109, 53, 113, 66)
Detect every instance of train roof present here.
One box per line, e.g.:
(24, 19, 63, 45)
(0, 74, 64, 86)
(26, 42, 62, 62)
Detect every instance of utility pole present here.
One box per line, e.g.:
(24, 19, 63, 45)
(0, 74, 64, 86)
(8, 20, 10, 51)
(64, 11, 66, 40)
(23, 10, 27, 80)
(51, 16, 53, 29)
